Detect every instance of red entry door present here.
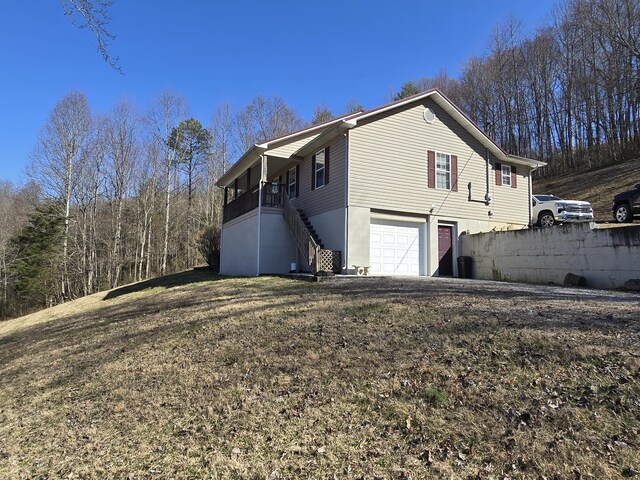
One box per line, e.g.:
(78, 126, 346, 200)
(438, 226, 453, 276)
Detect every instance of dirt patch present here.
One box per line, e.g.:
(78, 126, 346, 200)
(1, 272, 639, 478)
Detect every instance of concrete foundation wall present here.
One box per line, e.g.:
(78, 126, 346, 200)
(460, 223, 640, 289)
(347, 206, 371, 272)
(259, 208, 298, 274)
(308, 208, 346, 253)
(220, 210, 259, 276)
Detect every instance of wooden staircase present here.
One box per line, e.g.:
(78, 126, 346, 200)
(297, 210, 324, 248)
(282, 193, 341, 274)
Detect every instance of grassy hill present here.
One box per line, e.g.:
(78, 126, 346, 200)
(534, 159, 640, 222)
(1, 270, 639, 478)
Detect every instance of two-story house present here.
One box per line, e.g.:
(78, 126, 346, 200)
(216, 89, 545, 277)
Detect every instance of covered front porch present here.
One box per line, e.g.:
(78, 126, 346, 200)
(220, 152, 297, 224)
(218, 153, 341, 276)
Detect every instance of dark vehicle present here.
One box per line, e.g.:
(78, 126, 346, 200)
(612, 183, 640, 223)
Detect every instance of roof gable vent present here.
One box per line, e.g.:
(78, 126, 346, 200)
(423, 107, 436, 124)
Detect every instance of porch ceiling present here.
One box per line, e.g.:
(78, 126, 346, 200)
(266, 155, 302, 181)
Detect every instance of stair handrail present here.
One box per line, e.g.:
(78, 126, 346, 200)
(282, 192, 320, 273)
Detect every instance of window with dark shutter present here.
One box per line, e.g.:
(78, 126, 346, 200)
(435, 152, 451, 190)
(501, 164, 512, 187)
(287, 166, 296, 198)
(495, 162, 502, 186)
(511, 166, 517, 188)
(313, 149, 326, 189)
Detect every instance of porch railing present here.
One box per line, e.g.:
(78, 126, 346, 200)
(262, 182, 285, 208)
(223, 187, 259, 223)
(223, 182, 286, 223)
(282, 191, 320, 273)
(223, 182, 340, 273)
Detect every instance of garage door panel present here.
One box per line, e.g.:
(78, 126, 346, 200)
(370, 220, 421, 276)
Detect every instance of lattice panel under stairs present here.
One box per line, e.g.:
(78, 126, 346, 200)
(318, 249, 342, 273)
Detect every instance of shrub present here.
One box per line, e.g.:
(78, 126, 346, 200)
(197, 226, 220, 272)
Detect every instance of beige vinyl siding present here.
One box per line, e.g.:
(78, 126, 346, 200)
(265, 131, 321, 158)
(490, 165, 529, 223)
(267, 135, 346, 218)
(292, 135, 346, 217)
(348, 98, 530, 225)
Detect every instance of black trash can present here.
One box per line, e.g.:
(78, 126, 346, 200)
(457, 256, 473, 279)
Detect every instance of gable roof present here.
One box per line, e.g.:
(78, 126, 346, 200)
(216, 89, 545, 187)
(351, 89, 545, 168)
(216, 111, 362, 187)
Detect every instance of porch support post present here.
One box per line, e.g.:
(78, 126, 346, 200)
(261, 155, 268, 183)
(223, 187, 228, 206)
(256, 155, 265, 276)
(234, 178, 238, 198)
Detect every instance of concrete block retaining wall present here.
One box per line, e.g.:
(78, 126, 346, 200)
(460, 223, 640, 289)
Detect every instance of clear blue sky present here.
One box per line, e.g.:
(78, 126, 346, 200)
(0, 0, 556, 185)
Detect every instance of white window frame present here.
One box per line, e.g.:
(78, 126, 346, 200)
(501, 164, 512, 187)
(315, 149, 326, 189)
(288, 166, 296, 198)
(435, 152, 451, 190)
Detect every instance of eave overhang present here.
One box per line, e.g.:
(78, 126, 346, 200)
(216, 145, 267, 188)
(291, 119, 357, 158)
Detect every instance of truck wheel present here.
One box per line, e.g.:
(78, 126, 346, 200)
(538, 212, 555, 228)
(614, 203, 631, 223)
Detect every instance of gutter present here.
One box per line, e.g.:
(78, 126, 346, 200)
(291, 119, 357, 158)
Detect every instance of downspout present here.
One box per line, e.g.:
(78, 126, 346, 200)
(256, 155, 263, 276)
(220, 189, 226, 274)
(484, 148, 492, 205)
(528, 163, 541, 227)
(343, 132, 349, 272)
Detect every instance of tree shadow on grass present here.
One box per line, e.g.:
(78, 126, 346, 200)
(102, 268, 225, 300)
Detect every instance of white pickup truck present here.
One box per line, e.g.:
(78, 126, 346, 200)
(532, 195, 594, 228)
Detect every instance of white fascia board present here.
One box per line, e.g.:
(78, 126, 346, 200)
(261, 112, 362, 148)
(505, 155, 547, 169)
(217, 115, 362, 188)
(353, 90, 437, 123)
(431, 94, 542, 169)
(291, 119, 357, 158)
(353, 89, 542, 170)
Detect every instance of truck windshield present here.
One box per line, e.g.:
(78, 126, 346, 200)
(534, 195, 561, 202)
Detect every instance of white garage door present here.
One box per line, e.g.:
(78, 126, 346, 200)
(370, 220, 420, 276)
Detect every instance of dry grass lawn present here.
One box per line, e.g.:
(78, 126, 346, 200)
(1, 271, 639, 479)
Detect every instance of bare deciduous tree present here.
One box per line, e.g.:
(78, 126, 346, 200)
(61, 0, 121, 72)
(30, 91, 92, 299)
(147, 91, 187, 276)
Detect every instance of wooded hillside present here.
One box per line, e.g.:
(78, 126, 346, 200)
(1, 0, 638, 319)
